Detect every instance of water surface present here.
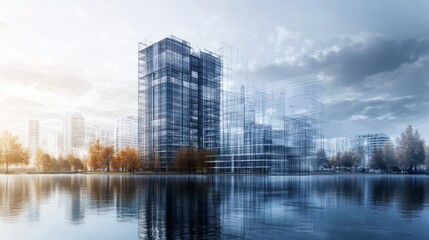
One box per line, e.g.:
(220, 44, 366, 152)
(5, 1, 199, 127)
(0, 174, 428, 240)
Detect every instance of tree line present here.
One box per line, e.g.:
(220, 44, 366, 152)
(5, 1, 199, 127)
(0, 129, 214, 174)
(34, 150, 85, 172)
(87, 140, 140, 172)
(316, 125, 429, 173)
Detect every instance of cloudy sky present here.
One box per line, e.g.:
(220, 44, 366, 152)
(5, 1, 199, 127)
(1, 0, 428, 139)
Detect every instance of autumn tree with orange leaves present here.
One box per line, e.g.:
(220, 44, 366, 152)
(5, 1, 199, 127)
(0, 131, 30, 173)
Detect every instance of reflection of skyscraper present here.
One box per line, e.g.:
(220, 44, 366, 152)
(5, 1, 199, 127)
(63, 112, 84, 157)
(137, 176, 221, 239)
(21, 119, 40, 157)
(70, 183, 85, 224)
(114, 116, 137, 153)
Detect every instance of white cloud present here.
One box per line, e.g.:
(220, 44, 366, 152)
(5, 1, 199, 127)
(349, 114, 369, 121)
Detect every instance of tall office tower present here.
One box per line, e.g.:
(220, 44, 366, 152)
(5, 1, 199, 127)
(63, 112, 85, 157)
(47, 131, 63, 157)
(138, 36, 221, 170)
(114, 116, 137, 153)
(21, 119, 40, 157)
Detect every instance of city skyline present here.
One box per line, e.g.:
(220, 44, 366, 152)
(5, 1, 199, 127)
(1, 0, 429, 140)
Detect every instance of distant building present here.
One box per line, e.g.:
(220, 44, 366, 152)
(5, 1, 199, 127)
(318, 137, 352, 157)
(21, 119, 40, 157)
(96, 128, 112, 146)
(84, 125, 112, 151)
(114, 116, 137, 153)
(84, 126, 96, 151)
(47, 131, 63, 157)
(63, 112, 85, 157)
(351, 133, 391, 167)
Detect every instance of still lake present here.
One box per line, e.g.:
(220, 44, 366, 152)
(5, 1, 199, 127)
(0, 174, 428, 240)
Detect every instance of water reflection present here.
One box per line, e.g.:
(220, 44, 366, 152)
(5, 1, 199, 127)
(0, 175, 428, 239)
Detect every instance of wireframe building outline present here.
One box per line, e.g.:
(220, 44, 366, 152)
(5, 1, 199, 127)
(138, 36, 323, 173)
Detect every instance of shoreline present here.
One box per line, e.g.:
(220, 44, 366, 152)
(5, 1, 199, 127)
(0, 171, 428, 176)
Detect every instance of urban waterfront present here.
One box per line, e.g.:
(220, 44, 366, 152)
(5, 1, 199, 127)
(0, 174, 428, 240)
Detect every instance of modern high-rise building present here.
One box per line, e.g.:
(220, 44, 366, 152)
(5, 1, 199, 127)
(138, 37, 323, 174)
(21, 119, 40, 157)
(47, 131, 63, 157)
(138, 36, 221, 170)
(114, 116, 137, 153)
(63, 112, 85, 157)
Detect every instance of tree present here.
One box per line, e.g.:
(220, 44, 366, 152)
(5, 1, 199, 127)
(57, 155, 71, 172)
(370, 147, 385, 170)
(396, 125, 425, 172)
(370, 142, 397, 172)
(41, 154, 54, 172)
(0, 131, 30, 173)
(315, 148, 328, 168)
(174, 146, 197, 173)
(355, 146, 365, 167)
(340, 151, 359, 168)
(196, 148, 212, 172)
(67, 154, 84, 172)
(34, 148, 45, 171)
(102, 146, 115, 172)
(116, 147, 140, 173)
(328, 152, 341, 169)
(425, 145, 429, 170)
(382, 141, 396, 171)
(87, 139, 104, 171)
(110, 155, 121, 171)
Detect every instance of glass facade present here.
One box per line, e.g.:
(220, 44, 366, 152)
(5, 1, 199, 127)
(138, 37, 221, 170)
(213, 84, 321, 174)
(138, 38, 323, 173)
(214, 44, 323, 174)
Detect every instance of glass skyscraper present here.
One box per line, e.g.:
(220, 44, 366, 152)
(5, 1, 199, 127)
(138, 36, 221, 170)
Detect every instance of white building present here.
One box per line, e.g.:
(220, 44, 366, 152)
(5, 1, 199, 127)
(317, 137, 352, 158)
(351, 133, 391, 167)
(21, 119, 40, 158)
(114, 116, 137, 153)
(84, 125, 112, 151)
(47, 131, 63, 157)
(63, 112, 85, 157)
(326, 137, 352, 157)
(96, 128, 112, 146)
